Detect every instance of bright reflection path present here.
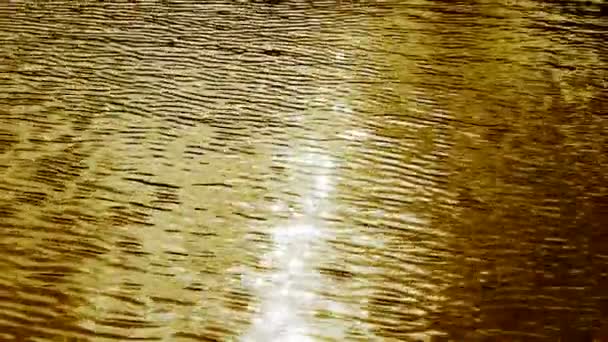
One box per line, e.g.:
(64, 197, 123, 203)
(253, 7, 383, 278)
(241, 148, 340, 342)
(237, 45, 376, 341)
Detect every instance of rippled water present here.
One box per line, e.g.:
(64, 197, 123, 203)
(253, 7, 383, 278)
(0, 0, 606, 341)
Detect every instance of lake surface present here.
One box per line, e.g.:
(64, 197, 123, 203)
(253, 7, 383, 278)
(0, 0, 606, 341)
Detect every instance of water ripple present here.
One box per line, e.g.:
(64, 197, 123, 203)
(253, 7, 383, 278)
(1, 0, 606, 341)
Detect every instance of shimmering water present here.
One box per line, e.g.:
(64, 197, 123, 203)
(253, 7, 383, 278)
(0, 0, 606, 341)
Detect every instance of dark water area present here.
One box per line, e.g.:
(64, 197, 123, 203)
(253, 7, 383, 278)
(0, 0, 606, 341)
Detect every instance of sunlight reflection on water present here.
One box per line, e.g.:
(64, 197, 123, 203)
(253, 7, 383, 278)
(241, 128, 347, 341)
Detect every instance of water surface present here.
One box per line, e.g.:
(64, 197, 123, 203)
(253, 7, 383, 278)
(0, 0, 606, 341)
